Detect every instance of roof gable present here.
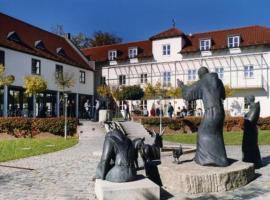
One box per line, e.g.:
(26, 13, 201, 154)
(149, 27, 184, 40)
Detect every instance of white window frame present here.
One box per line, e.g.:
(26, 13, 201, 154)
(162, 44, 171, 56)
(108, 50, 117, 61)
(128, 47, 138, 59)
(200, 39, 211, 51)
(80, 71, 86, 84)
(215, 67, 224, 79)
(119, 75, 126, 85)
(31, 58, 41, 75)
(140, 73, 147, 84)
(188, 69, 196, 80)
(244, 65, 254, 78)
(163, 71, 171, 87)
(228, 35, 240, 48)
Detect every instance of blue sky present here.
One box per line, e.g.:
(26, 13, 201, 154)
(1, 0, 270, 42)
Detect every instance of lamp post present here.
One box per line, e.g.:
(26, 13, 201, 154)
(64, 92, 69, 140)
(159, 96, 162, 134)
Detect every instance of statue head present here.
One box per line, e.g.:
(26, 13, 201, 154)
(198, 67, 209, 79)
(246, 95, 255, 105)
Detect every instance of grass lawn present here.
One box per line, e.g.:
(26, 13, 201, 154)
(163, 130, 270, 145)
(0, 137, 78, 162)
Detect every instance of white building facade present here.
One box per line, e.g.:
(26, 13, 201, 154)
(83, 26, 270, 117)
(0, 13, 94, 118)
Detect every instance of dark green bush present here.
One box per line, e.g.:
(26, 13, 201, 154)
(0, 117, 78, 137)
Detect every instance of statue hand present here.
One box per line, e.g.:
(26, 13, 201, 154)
(177, 79, 184, 88)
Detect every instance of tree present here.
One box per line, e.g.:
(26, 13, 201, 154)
(55, 72, 75, 139)
(97, 85, 111, 108)
(143, 83, 156, 100)
(51, 24, 65, 36)
(24, 75, 47, 118)
(121, 85, 144, 100)
(166, 87, 182, 113)
(0, 64, 15, 87)
(224, 85, 234, 97)
(89, 31, 122, 47)
(71, 32, 91, 49)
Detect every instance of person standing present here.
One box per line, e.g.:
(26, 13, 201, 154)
(93, 99, 100, 121)
(84, 99, 90, 119)
(168, 102, 174, 119)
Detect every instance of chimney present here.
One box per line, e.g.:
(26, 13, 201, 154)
(64, 33, 71, 40)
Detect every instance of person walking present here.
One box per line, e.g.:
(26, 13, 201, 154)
(84, 99, 90, 119)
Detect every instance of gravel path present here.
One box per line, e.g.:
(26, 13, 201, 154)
(0, 121, 270, 200)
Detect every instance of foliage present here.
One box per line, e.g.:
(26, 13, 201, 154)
(24, 75, 47, 95)
(89, 31, 122, 47)
(166, 87, 182, 98)
(0, 64, 15, 87)
(224, 85, 234, 97)
(143, 81, 168, 99)
(0, 117, 78, 137)
(121, 85, 144, 100)
(112, 87, 124, 101)
(55, 72, 74, 92)
(71, 32, 91, 48)
(97, 85, 111, 98)
(0, 137, 78, 162)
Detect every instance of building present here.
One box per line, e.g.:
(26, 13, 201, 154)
(0, 13, 94, 118)
(82, 26, 270, 117)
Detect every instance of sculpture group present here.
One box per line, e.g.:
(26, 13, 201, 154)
(96, 66, 263, 187)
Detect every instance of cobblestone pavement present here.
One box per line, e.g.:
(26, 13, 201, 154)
(0, 121, 270, 200)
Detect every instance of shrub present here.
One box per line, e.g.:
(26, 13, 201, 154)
(0, 117, 78, 137)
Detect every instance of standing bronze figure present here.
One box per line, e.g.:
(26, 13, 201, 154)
(96, 125, 137, 182)
(178, 67, 229, 167)
(242, 95, 262, 168)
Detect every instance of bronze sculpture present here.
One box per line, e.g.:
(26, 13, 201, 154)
(96, 122, 137, 182)
(242, 95, 262, 168)
(178, 67, 229, 167)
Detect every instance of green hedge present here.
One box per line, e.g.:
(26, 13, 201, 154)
(0, 117, 78, 137)
(140, 116, 269, 132)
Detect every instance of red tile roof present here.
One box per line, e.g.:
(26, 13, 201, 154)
(81, 40, 152, 62)
(0, 13, 92, 70)
(181, 25, 270, 53)
(149, 27, 184, 40)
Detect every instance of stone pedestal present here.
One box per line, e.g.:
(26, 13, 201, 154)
(158, 159, 255, 194)
(99, 110, 111, 122)
(95, 178, 160, 200)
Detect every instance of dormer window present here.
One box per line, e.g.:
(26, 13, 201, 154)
(56, 47, 66, 56)
(228, 35, 240, 48)
(35, 40, 45, 50)
(128, 47, 138, 59)
(162, 44, 171, 55)
(108, 50, 117, 61)
(7, 31, 21, 42)
(200, 39, 211, 51)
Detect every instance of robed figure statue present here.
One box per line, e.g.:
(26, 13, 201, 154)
(178, 67, 229, 167)
(242, 95, 262, 168)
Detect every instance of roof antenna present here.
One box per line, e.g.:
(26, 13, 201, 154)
(172, 19, 176, 28)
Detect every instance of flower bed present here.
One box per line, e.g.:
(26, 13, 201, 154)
(0, 117, 78, 137)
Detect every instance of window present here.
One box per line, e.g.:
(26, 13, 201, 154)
(228, 35, 240, 48)
(244, 97, 249, 109)
(129, 47, 138, 59)
(140, 100, 147, 110)
(55, 65, 63, 79)
(200, 39, 211, 51)
(163, 72, 171, 87)
(119, 75, 126, 85)
(244, 65, 254, 78)
(162, 44, 171, 55)
(108, 50, 117, 61)
(0, 50, 4, 66)
(101, 76, 106, 85)
(80, 71, 86, 83)
(140, 74, 147, 84)
(31, 59, 41, 75)
(188, 69, 196, 80)
(215, 67, 224, 79)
